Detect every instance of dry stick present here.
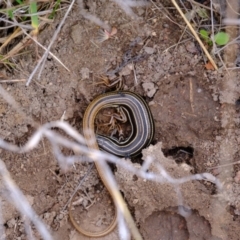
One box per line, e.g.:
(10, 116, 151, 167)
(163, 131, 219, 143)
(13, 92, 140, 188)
(1, 19, 68, 72)
(173, 25, 188, 52)
(186, 0, 218, 12)
(223, 19, 240, 25)
(170, 0, 218, 70)
(216, 52, 230, 76)
(0, 28, 21, 53)
(0, 200, 5, 240)
(0, 79, 26, 83)
(26, 0, 75, 86)
(208, 160, 240, 170)
(163, 38, 191, 53)
(210, 0, 217, 56)
(63, 163, 94, 211)
(226, 0, 240, 16)
(0, 160, 53, 240)
(189, 78, 194, 113)
(150, 0, 195, 40)
(0, 17, 33, 30)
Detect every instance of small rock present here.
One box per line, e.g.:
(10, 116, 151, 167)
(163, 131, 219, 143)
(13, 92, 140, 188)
(187, 71, 196, 76)
(217, 61, 223, 67)
(142, 82, 158, 98)
(120, 64, 132, 76)
(7, 218, 16, 228)
(133, 199, 139, 204)
(234, 209, 240, 215)
(215, 136, 221, 141)
(58, 213, 64, 220)
(80, 67, 90, 79)
(144, 47, 155, 54)
(185, 42, 198, 54)
(163, 23, 169, 28)
(234, 171, 240, 183)
(148, 100, 155, 106)
(82, 199, 88, 208)
(137, 8, 145, 16)
(70, 25, 83, 44)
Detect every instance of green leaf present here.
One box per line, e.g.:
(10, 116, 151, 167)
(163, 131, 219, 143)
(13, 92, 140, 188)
(7, 9, 14, 19)
(49, 0, 61, 19)
(16, 0, 23, 4)
(214, 32, 230, 45)
(29, 1, 39, 34)
(199, 29, 209, 41)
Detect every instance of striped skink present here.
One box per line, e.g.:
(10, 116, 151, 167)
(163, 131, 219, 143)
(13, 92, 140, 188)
(69, 91, 155, 237)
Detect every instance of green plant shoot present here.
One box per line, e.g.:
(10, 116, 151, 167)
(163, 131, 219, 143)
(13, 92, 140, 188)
(29, 1, 39, 34)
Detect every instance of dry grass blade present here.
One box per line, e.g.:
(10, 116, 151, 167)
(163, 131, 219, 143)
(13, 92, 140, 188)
(170, 0, 218, 70)
(0, 28, 21, 53)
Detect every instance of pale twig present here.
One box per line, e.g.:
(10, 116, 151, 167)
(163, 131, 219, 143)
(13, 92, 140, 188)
(0, 160, 53, 240)
(0, 17, 33, 30)
(189, 78, 194, 113)
(226, 67, 240, 70)
(223, 19, 240, 24)
(63, 163, 94, 210)
(226, 0, 240, 16)
(132, 62, 138, 86)
(173, 25, 188, 52)
(210, 0, 217, 55)
(186, 0, 217, 12)
(150, 0, 194, 39)
(26, 0, 75, 86)
(0, 120, 222, 239)
(163, 38, 191, 53)
(0, 79, 26, 83)
(1, 20, 69, 74)
(0, 121, 222, 189)
(208, 160, 240, 170)
(21, 31, 69, 72)
(14, 9, 53, 17)
(216, 52, 230, 76)
(170, 0, 218, 70)
(0, 200, 5, 240)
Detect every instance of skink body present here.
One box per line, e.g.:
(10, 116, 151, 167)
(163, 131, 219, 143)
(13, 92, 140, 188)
(70, 91, 154, 237)
(88, 91, 154, 157)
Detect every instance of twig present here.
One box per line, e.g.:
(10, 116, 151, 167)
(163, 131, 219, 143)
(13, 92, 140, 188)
(173, 25, 188, 52)
(63, 163, 94, 210)
(163, 38, 191, 53)
(208, 160, 240, 170)
(0, 79, 26, 83)
(0, 160, 53, 240)
(170, 0, 218, 70)
(132, 62, 138, 86)
(189, 78, 194, 113)
(186, 0, 218, 12)
(26, 0, 75, 86)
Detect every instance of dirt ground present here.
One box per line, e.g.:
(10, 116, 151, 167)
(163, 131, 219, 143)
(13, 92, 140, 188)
(1, 0, 240, 239)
